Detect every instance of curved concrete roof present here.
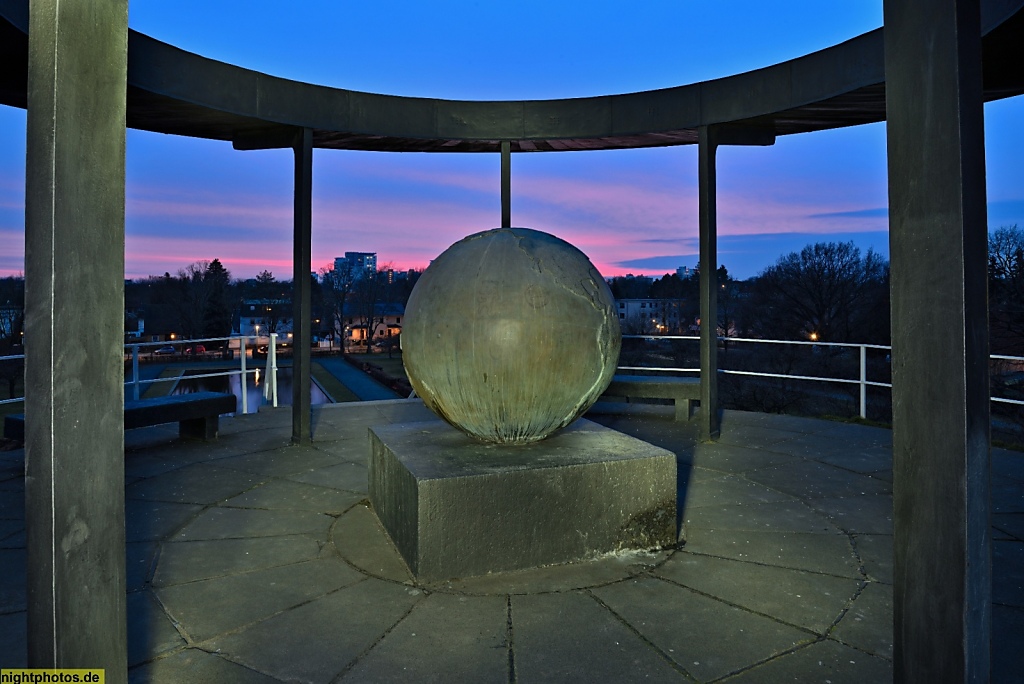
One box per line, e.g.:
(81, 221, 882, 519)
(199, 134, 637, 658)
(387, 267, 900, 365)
(2, 0, 1024, 153)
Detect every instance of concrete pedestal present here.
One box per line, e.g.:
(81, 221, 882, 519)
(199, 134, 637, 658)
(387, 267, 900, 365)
(369, 418, 677, 581)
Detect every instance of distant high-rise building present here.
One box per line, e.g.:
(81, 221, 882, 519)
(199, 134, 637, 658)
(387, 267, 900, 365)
(333, 252, 377, 281)
(347, 251, 377, 274)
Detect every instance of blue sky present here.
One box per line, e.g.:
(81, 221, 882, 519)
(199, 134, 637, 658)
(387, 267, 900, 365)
(0, 1, 1021, 280)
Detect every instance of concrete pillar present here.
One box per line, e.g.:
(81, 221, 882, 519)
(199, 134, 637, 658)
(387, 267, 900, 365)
(698, 125, 720, 440)
(24, 0, 129, 679)
(501, 140, 511, 228)
(884, 0, 991, 681)
(292, 128, 313, 444)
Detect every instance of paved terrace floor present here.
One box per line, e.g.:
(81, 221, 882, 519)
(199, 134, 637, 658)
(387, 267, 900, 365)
(0, 402, 1022, 683)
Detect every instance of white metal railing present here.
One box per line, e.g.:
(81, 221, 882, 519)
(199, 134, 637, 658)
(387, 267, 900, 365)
(2, 337, 275, 414)
(619, 334, 1024, 418)
(262, 333, 279, 407)
(4, 335, 1023, 420)
(123, 336, 263, 413)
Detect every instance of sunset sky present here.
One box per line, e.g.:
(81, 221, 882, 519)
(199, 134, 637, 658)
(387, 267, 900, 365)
(0, 1, 1021, 281)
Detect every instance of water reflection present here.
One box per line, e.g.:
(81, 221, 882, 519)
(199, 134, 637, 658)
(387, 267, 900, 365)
(171, 367, 331, 415)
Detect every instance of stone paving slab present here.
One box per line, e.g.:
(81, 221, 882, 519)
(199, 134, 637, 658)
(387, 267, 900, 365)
(127, 542, 159, 592)
(127, 589, 185, 667)
(126, 462, 267, 505)
(744, 459, 891, 500)
(332, 502, 415, 584)
(339, 592, 509, 683)
(172, 506, 334, 542)
(994, 539, 1024, 609)
(807, 494, 895, 535)
(809, 447, 894, 475)
(208, 579, 421, 683)
(155, 557, 364, 643)
(724, 637, 893, 683)
(831, 580, 893, 658)
(0, 611, 26, 667)
(993, 447, 1024, 482)
(0, 548, 25, 613)
(993, 605, 1024, 682)
(994, 478, 1024, 513)
(0, 488, 24, 520)
(127, 648, 279, 683)
(684, 499, 844, 535)
(126, 500, 203, 543)
(152, 535, 327, 587)
(0, 527, 24, 549)
(852, 533, 894, 584)
(655, 553, 862, 635)
(213, 445, 348, 478)
(713, 423, 810, 450)
(222, 479, 363, 514)
(681, 527, 861, 578)
(756, 431, 892, 463)
(994, 512, 1024, 540)
(286, 461, 368, 492)
(681, 473, 799, 511)
(809, 420, 894, 446)
(0, 518, 22, 542)
(691, 442, 802, 474)
(592, 577, 811, 682)
(512, 589, 686, 683)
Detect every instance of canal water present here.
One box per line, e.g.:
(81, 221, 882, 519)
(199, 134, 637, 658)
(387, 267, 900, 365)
(171, 367, 331, 415)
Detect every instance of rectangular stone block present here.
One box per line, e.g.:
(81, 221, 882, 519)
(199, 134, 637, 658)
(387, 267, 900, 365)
(369, 418, 677, 581)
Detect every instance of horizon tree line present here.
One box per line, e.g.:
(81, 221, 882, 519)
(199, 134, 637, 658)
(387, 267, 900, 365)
(2, 227, 1022, 352)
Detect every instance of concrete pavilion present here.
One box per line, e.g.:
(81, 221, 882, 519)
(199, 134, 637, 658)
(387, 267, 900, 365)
(2, 0, 1024, 680)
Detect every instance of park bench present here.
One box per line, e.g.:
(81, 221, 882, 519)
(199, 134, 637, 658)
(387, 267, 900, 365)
(601, 374, 701, 421)
(3, 391, 237, 443)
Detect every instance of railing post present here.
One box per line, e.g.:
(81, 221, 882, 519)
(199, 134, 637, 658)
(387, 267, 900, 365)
(860, 344, 867, 419)
(270, 332, 279, 408)
(240, 336, 248, 415)
(131, 344, 140, 401)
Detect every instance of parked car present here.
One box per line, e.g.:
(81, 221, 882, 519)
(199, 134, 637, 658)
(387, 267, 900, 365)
(184, 344, 206, 355)
(153, 346, 176, 355)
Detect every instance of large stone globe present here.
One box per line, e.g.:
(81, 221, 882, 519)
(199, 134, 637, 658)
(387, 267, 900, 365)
(402, 227, 621, 444)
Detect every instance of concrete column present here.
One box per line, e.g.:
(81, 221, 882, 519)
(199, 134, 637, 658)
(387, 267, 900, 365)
(501, 140, 511, 228)
(292, 128, 313, 444)
(24, 0, 129, 679)
(698, 125, 720, 440)
(884, 0, 991, 681)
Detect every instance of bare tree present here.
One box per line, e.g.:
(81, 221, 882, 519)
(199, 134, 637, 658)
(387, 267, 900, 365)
(744, 241, 889, 343)
(990, 225, 1024, 355)
(353, 263, 397, 347)
(171, 259, 234, 340)
(320, 261, 354, 350)
(175, 260, 212, 339)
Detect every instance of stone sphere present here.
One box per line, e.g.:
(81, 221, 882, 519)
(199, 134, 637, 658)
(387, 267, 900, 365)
(402, 227, 621, 444)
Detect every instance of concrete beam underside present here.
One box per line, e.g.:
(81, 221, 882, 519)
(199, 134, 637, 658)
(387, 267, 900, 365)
(885, 0, 992, 681)
(24, 0, 130, 680)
